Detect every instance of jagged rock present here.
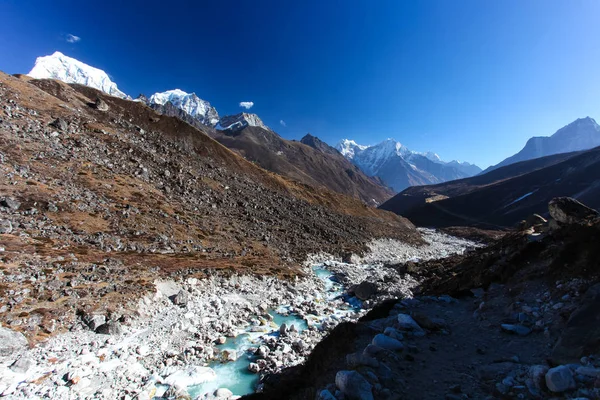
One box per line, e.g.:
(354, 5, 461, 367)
(0, 327, 28, 358)
(552, 283, 600, 363)
(171, 289, 189, 306)
(548, 197, 599, 225)
(372, 333, 403, 351)
(93, 97, 109, 112)
(96, 321, 123, 335)
(545, 365, 576, 393)
(353, 281, 378, 301)
(335, 370, 374, 400)
(0, 198, 20, 210)
(49, 117, 68, 131)
(83, 314, 106, 331)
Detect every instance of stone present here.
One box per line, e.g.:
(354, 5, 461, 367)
(171, 289, 189, 306)
(335, 370, 374, 400)
(412, 312, 447, 330)
(96, 321, 123, 335)
(49, 117, 68, 131)
(0, 327, 28, 358)
(0, 220, 12, 234)
(383, 327, 403, 340)
(372, 334, 404, 351)
(548, 197, 599, 225)
(83, 314, 106, 331)
(0, 198, 20, 210)
(552, 283, 600, 364)
(501, 324, 531, 336)
(528, 365, 549, 391)
(94, 98, 109, 112)
(545, 365, 576, 393)
(248, 362, 260, 373)
(9, 356, 33, 373)
(576, 367, 600, 378)
(279, 323, 288, 335)
(353, 281, 378, 301)
(396, 314, 425, 334)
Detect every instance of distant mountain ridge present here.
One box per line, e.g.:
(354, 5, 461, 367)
(147, 89, 219, 126)
(484, 117, 600, 173)
(336, 138, 482, 192)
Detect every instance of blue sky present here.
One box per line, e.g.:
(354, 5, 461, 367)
(2, 0, 600, 168)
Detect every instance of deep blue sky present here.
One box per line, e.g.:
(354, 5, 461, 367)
(2, 0, 600, 168)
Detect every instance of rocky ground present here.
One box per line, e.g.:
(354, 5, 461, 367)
(251, 200, 600, 400)
(0, 230, 476, 399)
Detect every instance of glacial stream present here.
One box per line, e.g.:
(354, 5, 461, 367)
(183, 265, 360, 398)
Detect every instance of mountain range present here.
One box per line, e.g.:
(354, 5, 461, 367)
(483, 116, 600, 173)
(336, 139, 482, 192)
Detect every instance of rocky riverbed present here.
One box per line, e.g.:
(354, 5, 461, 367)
(0, 229, 478, 399)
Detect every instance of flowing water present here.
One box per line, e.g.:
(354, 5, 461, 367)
(182, 264, 359, 398)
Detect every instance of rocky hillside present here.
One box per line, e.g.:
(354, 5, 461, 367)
(484, 117, 600, 173)
(210, 126, 394, 205)
(380, 147, 600, 228)
(0, 71, 420, 343)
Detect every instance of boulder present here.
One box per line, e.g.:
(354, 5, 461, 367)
(372, 333, 403, 351)
(93, 98, 109, 112)
(83, 314, 106, 331)
(96, 321, 123, 335)
(501, 324, 531, 336)
(552, 283, 600, 364)
(0, 327, 28, 358)
(346, 352, 379, 368)
(411, 312, 447, 330)
(171, 289, 189, 307)
(353, 281, 378, 301)
(396, 314, 425, 335)
(548, 197, 599, 225)
(545, 365, 576, 393)
(248, 362, 260, 373)
(49, 117, 68, 131)
(0, 220, 13, 234)
(317, 389, 337, 400)
(10, 356, 33, 373)
(0, 198, 20, 210)
(335, 370, 374, 400)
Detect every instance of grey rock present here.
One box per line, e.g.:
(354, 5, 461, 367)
(528, 365, 549, 391)
(248, 362, 260, 373)
(335, 370, 374, 400)
(0, 220, 13, 234)
(396, 314, 425, 334)
(171, 289, 189, 306)
(501, 324, 531, 336)
(96, 321, 123, 335)
(10, 356, 33, 373)
(412, 312, 447, 330)
(545, 365, 576, 393)
(549, 197, 599, 225)
(0, 198, 19, 210)
(353, 281, 377, 301)
(49, 117, 68, 131)
(93, 98, 109, 112)
(372, 333, 403, 351)
(0, 327, 28, 358)
(279, 323, 288, 335)
(317, 389, 337, 400)
(83, 314, 106, 331)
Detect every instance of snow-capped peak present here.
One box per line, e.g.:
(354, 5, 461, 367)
(217, 113, 269, 132)
(336, 139, 368, 159)
(424, 151, 442, 163)
(148, 89, 219, 126)
(28, 51, 128, 99)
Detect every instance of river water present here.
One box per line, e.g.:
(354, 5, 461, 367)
(182, 264, 359, 398)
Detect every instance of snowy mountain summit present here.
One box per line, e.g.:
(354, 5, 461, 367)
(28, 51, 128, 99)
(335, 138, 481, 192)
(217, 113, 269, 132)
(148, 89, 220, 127)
